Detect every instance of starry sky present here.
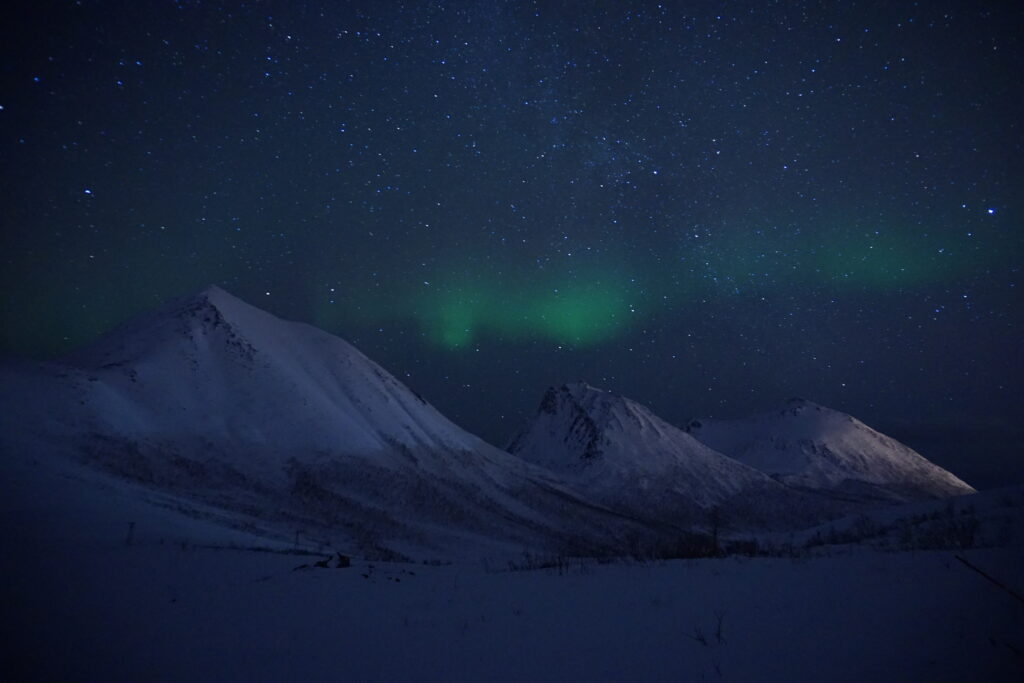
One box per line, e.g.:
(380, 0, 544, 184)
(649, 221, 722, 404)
(2, 1, 1021, 487)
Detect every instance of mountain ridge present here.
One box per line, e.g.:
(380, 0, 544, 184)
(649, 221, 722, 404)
(507, 382, 843, 530)
(3, 287, 662, 558)
(685, 398, 975, 502)
(1, 287, 977, 557)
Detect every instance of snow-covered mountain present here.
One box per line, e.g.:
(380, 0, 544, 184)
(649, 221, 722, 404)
(2, 287, 976, 558)
(685, 398, 975, 503)
(506, 383, 837, 531)
(0, 286, 655, 558)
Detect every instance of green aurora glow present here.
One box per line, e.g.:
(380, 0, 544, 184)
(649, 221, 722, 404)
(299, 219, 1012, 352)
(419, 281, 630, 349)
(1, 214, 1013, 357)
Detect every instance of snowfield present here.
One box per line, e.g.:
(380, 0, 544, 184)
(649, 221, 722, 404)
(2, 423, 1022, 682)
(3, 523, 1021, 681)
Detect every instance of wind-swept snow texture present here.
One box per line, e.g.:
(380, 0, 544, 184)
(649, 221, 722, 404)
(0, 287, 653, 559)
(686, 398, 976, 503)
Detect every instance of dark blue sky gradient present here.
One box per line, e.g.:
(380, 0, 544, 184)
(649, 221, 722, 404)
(2, 1, 1021, 487)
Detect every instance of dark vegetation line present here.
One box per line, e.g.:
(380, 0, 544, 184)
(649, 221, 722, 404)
(954, 554, 1024, 606)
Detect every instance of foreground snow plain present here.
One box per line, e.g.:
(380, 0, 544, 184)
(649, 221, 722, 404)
(2, 449, 1021, 682)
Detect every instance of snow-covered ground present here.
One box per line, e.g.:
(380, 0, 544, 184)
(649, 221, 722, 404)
(4, 538, 1021, 681)
(2, 447, 1021, 682)
(787, 484, 1024, 553)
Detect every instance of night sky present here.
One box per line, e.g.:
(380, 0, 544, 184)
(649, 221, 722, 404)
(2, 1, 1021, 487)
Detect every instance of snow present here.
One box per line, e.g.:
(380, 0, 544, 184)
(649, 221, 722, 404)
(509, 384, 857, 531)
(64, 285, 486, 456)
(3, 452, 1021, 682)
(2, 290, 977, 555)
(788, 485, 1024, 552)
(2, 288, 1020, 681)
(507, 383, 776, 502)
(0, 288, 656, 559)
(687, 398, 976, 502)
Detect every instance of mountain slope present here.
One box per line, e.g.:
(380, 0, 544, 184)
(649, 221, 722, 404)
(685, 398, 975, 503)
(1, 287, 656, 558)
(506, 383, 833, 530)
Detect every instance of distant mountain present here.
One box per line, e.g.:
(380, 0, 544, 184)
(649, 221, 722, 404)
(0, 286, 655, 558)
(3, 287, 976, 558)
(506, 383, 837, 531)
(685, 398, 975, 503)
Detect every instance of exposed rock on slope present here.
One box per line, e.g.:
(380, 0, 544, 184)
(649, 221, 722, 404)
(507, 383, 837, 530)
(0, 287, 656, 558)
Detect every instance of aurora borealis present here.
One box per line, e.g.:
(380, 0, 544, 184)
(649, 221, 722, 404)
(2, 1, 1021, 486)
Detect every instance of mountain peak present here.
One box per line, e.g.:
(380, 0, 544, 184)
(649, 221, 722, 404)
(782, 397, 831, 416)
(193, 283, 231, 301)
(508, 382, 795, 521)
(159, 286, 303, 347)
(538, 382, 603, 415)
(687, 401, 975, 501)
(562, 380, 601, 395)
(196, 283, 226, 295)
(64, 285, 269, 371)
(183, 284, 252, 316)
(535, 383, 639, 433)
(17, 288, 671, 557)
